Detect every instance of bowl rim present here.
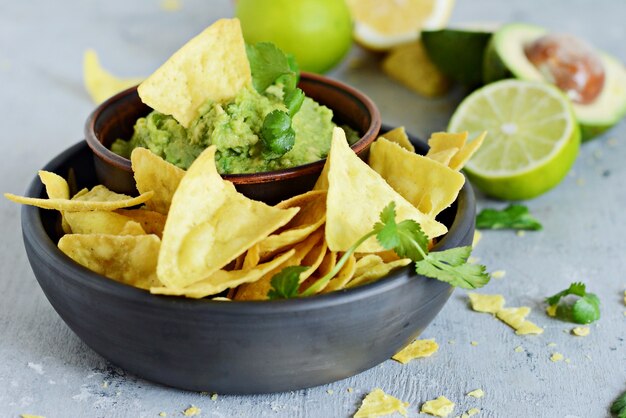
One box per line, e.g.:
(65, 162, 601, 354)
(84, 72, 382, 184)
(23, 133, 475, 314)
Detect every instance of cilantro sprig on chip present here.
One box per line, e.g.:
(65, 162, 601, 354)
(545, 282, 601, 324)
(268, 202, 490, 299)
(246, 42, 304, 159)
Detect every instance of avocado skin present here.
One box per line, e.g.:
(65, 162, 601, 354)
(422, 29, 492, 87)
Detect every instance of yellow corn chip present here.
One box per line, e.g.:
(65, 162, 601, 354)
(354, 388, 409, 418)
(157, 146, 298, 289)
(5, 186, 153, 212)
(258, 190, 327, 257)
(137, 18, 252, 127)
(421, 396, 455, 417)
(321, 128, 446, 252)
(39, 171, 69, 200)
(449, 131, 486, 171)
(380, 126, 414, 153)
(64, 211, 146, 235)
(115, 208, 167, 238)
(83, 49, 143, 104)
(150, 249, 295, 299)
(369, 137, 465, 219)
(58, 234, 161, 290)
(234, 229, 323, 301)
(347, 255, 411, 288)
(427, 132, 468, 155)
(322, 253, 357, 293)
(496, 307, 544, 335)
(468, 293, 505, 314)
(243, 244, 261, 269)
(131, 147, 185, 215)
(425, 148, 458, 166)
(392, 338, 439, 364)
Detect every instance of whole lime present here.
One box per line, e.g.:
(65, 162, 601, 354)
(235, 0, 353, 74)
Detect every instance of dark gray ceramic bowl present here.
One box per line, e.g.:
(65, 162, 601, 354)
(22, 128, 475, 394)
(85, 72, 381, 204)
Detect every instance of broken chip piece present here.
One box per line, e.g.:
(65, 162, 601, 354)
(421, 396, 455, 417)
(466, 389, 484, 398)
(468, 293, 505, 314)
(496, 307, 544, 335)
(571, 326, 590, 337)
(353, 388, 409, 418)
(392, 338, 439, 364)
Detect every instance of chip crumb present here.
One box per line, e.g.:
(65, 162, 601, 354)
(516, 230, 526, 237)
(550, 352, 564, 362)
(547, 342, 557, 347)
(353, 388, 409, 418)
(571, 326, 590, 337)
(211, 393, 218, 401)
(392, 338, 439, 364)
(183, 405, 201, 416)
(470, 341, 479, 346)
(160, 0, 181, 12)
(421, 396, 455, 417)
(491, 270, 506, 279)
(565, 358, 571, 364)
(460, 407, 481, 418)
(347, 387, 354, 393)
(472, 230, 482, 248)
(327, 389, 334, 395)
(585, 354, 592, 360)
(514, 346, 524, 353)
(159, 413, 167, 417)
(468, 256, 480, 264)
(448, 340, 456, 345)
(623, 290, 626, 305)
(467, 389, 484, 398)
(468, 293, 505, 314)
(545, 304, 557, 317)
(20, 415, 45, 418)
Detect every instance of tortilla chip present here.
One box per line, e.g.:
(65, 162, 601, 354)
(131, 147, 185, 215)
(243, 243, 261, 269)
(39, 171, 69, 200)
(320, 128, 446, 253)
(4, 186, 153, 212)
(137, 18, 252, 127)
(425, 148, 458, 166)
(354, 388, 409, 418)
(322, 253, 356, 293)
(115, 208, 167, 238)
(421, 396, 455, 417)
(157, 146, 298, 289)
(258, 190, 327, 257)
(369, 137, 465, 219)
(150, 249, 295, 298)
(392, 338, 439, 364)
(427, 131, 468, 155)
(234, 229, 323, 301)
(58, 234, 161, 290)
(83, 49, 142, 104)
(346, 255, 411, 288)
(64, 211, 146, 235)
(380, 126, 414, 152)
(449, 131, 486, 171)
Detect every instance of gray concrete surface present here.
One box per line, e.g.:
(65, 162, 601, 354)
(1, 0, 624, 417)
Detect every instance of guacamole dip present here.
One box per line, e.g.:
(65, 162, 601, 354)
(111, 85, 358, 174)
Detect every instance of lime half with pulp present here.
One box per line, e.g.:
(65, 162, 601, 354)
(449, 79, 580, 200)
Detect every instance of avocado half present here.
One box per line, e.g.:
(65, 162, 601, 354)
(483, 23, 626, 141)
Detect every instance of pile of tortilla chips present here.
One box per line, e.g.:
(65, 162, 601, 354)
(6, 127, 484, 300)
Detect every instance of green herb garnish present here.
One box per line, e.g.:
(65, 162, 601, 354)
(246, 42, 304, 159)
(268, 202, 490, 300)
(545, 282, 601, 324)
(476, 204, 542, 230)
(611, 389, 626, 418)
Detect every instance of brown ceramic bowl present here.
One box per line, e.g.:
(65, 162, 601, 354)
(85, 72, 381, 204)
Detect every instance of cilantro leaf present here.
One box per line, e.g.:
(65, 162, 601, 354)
(476, 204, 542, 230)
(261, 110, 296, 159)
(284, 88, 305, 117)
(416, 247, 490, 289)
(545, 282, 601, 324)
(374, 202, 428, 261)
(246, 42, 294, 93)
(267, 266, 309, 300)
(612, 389, 626, 418)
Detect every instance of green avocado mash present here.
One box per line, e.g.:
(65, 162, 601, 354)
(111, 85, 358, 174)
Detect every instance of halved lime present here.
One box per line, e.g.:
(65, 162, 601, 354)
(449, 79, 580, 200)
